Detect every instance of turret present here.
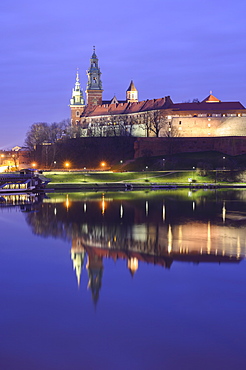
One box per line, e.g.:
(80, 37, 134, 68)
(126, 80, 138, 103)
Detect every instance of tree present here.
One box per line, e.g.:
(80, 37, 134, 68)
(161, 121, 180, 137)
(25, 119, 70, 150)
(141, 110, 166, 137)
(25, 122, 50, 150)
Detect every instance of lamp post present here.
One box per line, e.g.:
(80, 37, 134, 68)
(145, 166, 148, 181)
(100, 161, 106, 170)
(223, 157, 225, 170)
(192, 166, 195, 182)
(64, 161, 70, 170)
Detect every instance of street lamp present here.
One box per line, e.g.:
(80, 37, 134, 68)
(145, 166, 148, 181)
(192, 166, 195, 182)
(223, 157, 225, 170)
(100, 161, 106, 169)
(162, 158, 165, 170)
(64, 161, 70, 169)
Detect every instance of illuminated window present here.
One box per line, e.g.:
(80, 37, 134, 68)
(208, 123, 211, 127)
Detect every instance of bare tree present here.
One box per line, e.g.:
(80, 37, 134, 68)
(161, 121, 180, 137)
(25, 120, 70, 150)
(141, 110, 166, 137)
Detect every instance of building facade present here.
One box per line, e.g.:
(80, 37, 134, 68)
(70, 50, 246, 137)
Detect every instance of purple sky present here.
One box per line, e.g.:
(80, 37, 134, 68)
(0, 0, 246, 149)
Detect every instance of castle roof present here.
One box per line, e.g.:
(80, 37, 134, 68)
(80, 94, 245, 118)
(81, 96, 173, 117)
(202, 94, 221, 103)
(169, 101, 245, 112)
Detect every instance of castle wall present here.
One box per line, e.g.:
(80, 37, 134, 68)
(159, 116, 246, 137)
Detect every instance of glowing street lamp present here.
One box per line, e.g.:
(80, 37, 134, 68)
(32, 162, 37, 168)
(100, 161, 106, 169)
(64, 161, 70, 169)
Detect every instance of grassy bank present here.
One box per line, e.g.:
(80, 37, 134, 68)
(44, 170, 244, 189)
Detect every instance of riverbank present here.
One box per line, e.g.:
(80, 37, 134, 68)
(44, 170, 246, 191)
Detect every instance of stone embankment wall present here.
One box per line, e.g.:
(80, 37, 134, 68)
(134, 136, 246, 158)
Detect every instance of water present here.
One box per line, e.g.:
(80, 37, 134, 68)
(1, 190, 246, 370)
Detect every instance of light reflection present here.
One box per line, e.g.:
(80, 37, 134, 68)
(207, 221, 211, 254)
(162, 204, 165, 221)
(65, 194, 70, 211)
(167, 224, 172, 253)
(120, 204, 123, 218)
(145, 201, 148, 216)
(101, 195, 106, 215)
(222, 201, 226, 223)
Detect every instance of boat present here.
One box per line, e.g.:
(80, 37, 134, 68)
(0, 169, 50, 193)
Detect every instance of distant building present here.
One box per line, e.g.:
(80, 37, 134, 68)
(0, 147, 31, 172)
(70, 49, 246, 137)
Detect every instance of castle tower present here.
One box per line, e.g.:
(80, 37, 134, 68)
(126, 80, 138, 103)
(86, 253, 103, 306)
(86, 47, 103, 106)
(69, 70, 85, 125)
(71, 238, 86, 287)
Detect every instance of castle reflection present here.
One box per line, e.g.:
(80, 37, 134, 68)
(25, 190, 246, 303)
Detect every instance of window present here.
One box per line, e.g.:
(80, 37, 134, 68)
(76, 111, 80, 117)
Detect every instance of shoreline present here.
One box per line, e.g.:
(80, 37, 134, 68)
(47, 182, 246, 191)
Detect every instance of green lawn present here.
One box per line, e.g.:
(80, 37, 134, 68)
(44, 170, 217, 185)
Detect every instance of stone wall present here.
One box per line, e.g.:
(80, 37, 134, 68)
(134, 136, 246, 158)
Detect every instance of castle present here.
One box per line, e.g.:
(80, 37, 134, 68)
(70, 48, 246, 138)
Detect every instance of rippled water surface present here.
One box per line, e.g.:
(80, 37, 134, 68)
(1, 189, 246, 370)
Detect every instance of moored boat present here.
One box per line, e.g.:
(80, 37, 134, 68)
(0, 169, 50, 193)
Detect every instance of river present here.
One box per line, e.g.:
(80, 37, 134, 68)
(1, 189, 246, 370)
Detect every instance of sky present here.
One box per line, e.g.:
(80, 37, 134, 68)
(0, 0, 246, 149)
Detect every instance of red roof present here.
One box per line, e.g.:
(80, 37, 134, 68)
(170, 101, 245, 112)
(81, 96, 245, 118)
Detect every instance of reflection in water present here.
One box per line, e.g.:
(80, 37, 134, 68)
(24, 190, 246, 303)
(0, 193, 44, 211)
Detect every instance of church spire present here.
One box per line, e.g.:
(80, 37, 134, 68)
(86, 47, 103, 106)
